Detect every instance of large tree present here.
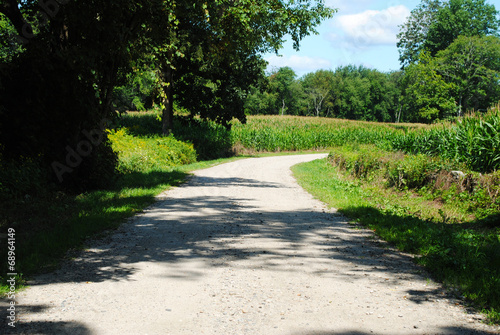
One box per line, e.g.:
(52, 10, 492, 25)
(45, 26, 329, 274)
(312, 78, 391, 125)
(436, 35, 500, 114)
(401, 35, 500, 122)
(0, 0, 335, 189)
(425, 0, 499, 56)
(0, 0, 152, 189)
(397, 0, 443, 68)
(269, 67, 299, 115)
(397, 0, 499, 67)
(301, 70, 334, 117)
(140, 0, 336, 133)
(402, 52, 456, 122)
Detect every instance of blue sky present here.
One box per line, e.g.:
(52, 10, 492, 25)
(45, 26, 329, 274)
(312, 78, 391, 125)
(264, 0, 500, 77)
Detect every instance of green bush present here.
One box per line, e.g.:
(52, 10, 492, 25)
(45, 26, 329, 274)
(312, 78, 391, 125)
(386, 154, 441, 189)
(173, 116, 233, 160)
(108, 128, 197, 173)
(328, 145, 456, 191)
(115, 113, 233, 160)
(328, 145, 384, 179)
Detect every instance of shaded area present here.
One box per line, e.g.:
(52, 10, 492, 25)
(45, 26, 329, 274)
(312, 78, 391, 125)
(26, 190, 417, 286)
(0, 302, 91, 335)
(292, 328, 495, 335)
(0, 169, 189, 277)
(115, 113, 234, 160)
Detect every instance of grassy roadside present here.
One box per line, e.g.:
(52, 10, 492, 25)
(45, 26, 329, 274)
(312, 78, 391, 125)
(292, 157, 500, 324)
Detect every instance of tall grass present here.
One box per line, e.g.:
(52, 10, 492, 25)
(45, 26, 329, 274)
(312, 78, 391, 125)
(390, 109, 500, 173)
(235, 112, 500, 174)
(231, 115, 414, 151)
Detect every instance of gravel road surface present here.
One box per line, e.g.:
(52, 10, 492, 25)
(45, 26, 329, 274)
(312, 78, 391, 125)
(2, 154, 499, 334)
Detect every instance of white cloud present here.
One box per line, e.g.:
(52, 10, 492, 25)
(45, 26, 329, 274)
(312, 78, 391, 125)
(330, 5, 410, 49)
(265, 55, 332, 75)
(325, 0, 373, 14)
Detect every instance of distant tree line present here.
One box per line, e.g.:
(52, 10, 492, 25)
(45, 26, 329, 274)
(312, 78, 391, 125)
(245, 0, 500, 124)
(244, 66, 402, 122)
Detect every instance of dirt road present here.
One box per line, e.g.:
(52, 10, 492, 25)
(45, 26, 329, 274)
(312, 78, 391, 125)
(4, 154, 499, 334)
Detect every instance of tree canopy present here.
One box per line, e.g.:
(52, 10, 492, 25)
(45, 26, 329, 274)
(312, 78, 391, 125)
(0, 0, 336, 190)
(397, 0, 499, 67)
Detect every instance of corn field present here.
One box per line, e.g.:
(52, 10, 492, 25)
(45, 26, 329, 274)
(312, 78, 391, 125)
(390, 109, 500, 173)
(232, 111, 500, 173)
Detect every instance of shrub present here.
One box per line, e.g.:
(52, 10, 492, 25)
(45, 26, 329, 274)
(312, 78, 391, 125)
(385, 154, 441, 189)
(108, 128, 197, 173)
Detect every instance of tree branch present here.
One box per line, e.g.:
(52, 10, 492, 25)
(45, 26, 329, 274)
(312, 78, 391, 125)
(0, 0, 28, 37)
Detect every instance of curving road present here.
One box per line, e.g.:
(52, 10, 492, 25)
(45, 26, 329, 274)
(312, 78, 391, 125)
(5, 154, 499, 334)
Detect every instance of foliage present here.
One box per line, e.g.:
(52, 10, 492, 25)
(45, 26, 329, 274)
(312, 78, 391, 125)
(0, 13, 22, 63)
(114, 112, 233, 161)
(424, 0, 500, 57)
(0, 0, 152, 191)
(436, 35, 500, 114)
(396, 0, 500, 121)
(328, 145, 459, 191)
(0, 0, 336, 192)
(390, 108, 500, 173)
(272, 66, 302, 115)
(108, 128, 197, 173)
(0, 155, 47, 200)
(244, 65, 401, 122)
(397, 0, 500, 67)
(397, 0, 443, 67)
(402, 51, 457, 122)
(401, 35, 500, 123)
(113, 68, 158, 113)
(0, 49, 119, 191)
(301, 69, 334, 117)
(141, 0, 337, 133)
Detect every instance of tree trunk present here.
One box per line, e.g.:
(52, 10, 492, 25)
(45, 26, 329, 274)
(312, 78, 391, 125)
(162, 65, 174, 136)
(458, 96, 463, 117)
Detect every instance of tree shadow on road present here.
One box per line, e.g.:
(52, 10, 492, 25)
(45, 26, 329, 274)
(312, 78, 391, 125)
(290, 327, 493, 335)
(0, 302, 91, 335)
(15, 174, 497, 334)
